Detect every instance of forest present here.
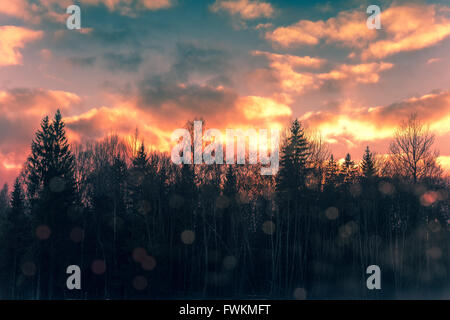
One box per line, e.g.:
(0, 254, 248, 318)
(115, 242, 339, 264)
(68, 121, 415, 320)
(0, 110, 448, 299)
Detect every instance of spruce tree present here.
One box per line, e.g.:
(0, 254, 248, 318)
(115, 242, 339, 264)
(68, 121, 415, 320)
(361, 146, 377, 178)
(341, 153, 358, 183)
(276, 119, 310, 201)
(25, 110, 77, 299)
(325, 154, 339, 186)
(1, 179, 28, 298)
(0, 183, 8, 218)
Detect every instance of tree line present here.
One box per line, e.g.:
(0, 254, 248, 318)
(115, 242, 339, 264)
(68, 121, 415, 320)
(0, 111, 448, 299)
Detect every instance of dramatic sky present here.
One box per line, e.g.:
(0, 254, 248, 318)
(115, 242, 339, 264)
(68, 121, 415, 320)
(1, 0, 450, 185)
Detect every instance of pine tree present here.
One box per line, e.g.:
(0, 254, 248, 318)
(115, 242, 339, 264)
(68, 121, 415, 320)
(1, 179, 28, 298)
(361, 146, 377, 178)
(0, 183, 8, 218)
(325, 154, 339, 186)
(25, 110, 78, 299)
(341, 153, 358, 183)
(276, 119, 310, 201)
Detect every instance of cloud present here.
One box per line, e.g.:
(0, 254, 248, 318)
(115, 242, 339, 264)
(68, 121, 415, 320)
(254, 23, 273, 30)
(61, 89, 292, 157)
(211, 0, 274, 20)
(362, 4, 450, 60)
(0, 88, 81, 184)
(300, 90, 450, 145)
(0, 0, 32, 21)
(266, 4, 450, 60)
(427, 58, 442, 65)
(172, 43, 232, 83)
(68, 56, 97, 67)
(239, 96, 291, 120)
(253, 50, 326, 69)
(59, 40, 293, 151)
(252, 51, 393, 95)
(103, 52, 143, 72)
(266, 10, 375, 48)
(80, 0, 173, 16)
(0, 0, 174, 22)
(0, 26, 43, 67)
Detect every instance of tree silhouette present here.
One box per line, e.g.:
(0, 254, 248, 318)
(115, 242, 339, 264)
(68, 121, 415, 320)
(25, 110, 78, 299)
(0, 112, 448, 299)
(390, 114, 441, 183)
(361, 146, 377, 178)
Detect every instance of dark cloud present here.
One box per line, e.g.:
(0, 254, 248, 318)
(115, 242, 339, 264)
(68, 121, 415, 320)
(89, 27, 142, 46)
(137, 76, 238, 116)
(68, 56, 97, 67)
(132, 42, 237, 115)
(171, 43, 232, 82)
(103, 52, 143, 72)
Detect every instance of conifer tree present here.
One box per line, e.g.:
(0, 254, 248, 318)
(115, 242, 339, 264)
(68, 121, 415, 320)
(276, 119, 310, 201)
(0, 183, 8, 218)
(361, 146, 377, 178)
(25, 110, 77, 298)
(341, 153, 358, 183)
(1, 179, 28, 298)
(325, 154, 339, 186)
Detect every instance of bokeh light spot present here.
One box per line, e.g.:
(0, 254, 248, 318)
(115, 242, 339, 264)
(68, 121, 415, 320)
(141, 255, 157, 271)
(132, 247, 147, 263)
(325, 207, 339, 220)
(293, 287, 307, 300)
(181, 230, 196, 245)
(36, 225, 51, 240)
(132, 276, 148, 291)
(223, 255, 238, 270)
(70, 227, 84, 243)
(91, 259, 106, 275)
(22, 261, 36, 277)
(262, 221, 275, 235)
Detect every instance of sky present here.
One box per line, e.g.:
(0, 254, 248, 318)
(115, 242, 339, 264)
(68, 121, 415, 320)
(0, 0, 450, 185)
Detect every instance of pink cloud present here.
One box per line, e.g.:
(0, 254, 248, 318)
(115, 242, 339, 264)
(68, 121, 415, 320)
(211, 0, 274, 20)
(266, 4, 450, 61)
(0, 26, 43, 67)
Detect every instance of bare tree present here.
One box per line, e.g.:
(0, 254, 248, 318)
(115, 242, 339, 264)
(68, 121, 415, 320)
(389, 114, 441, 183)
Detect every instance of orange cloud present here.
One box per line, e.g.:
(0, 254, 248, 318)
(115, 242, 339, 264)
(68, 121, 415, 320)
(253, 50, 326, 68)
(211, 0, 274, 20)
(266, 10, 376, 47)
(266, 4, 450, 61)
(0, 26, 43, 67)
(301, 91, 450, 145)
(0, 89, 81, 118)
(318, 62, 393, 83)
(362, 4, 450, 60)
(63, 90, 292, 154)
(0, 0, 31, 21)
(253, 51, 392, 94)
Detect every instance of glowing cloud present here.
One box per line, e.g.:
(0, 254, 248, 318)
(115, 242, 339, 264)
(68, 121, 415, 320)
(266, 10, 375, 47)
(266, 4, 450, 61)
(362, 4, 450, 59)
(0, 26, 43, 67)
(211, 0, 274, 20)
